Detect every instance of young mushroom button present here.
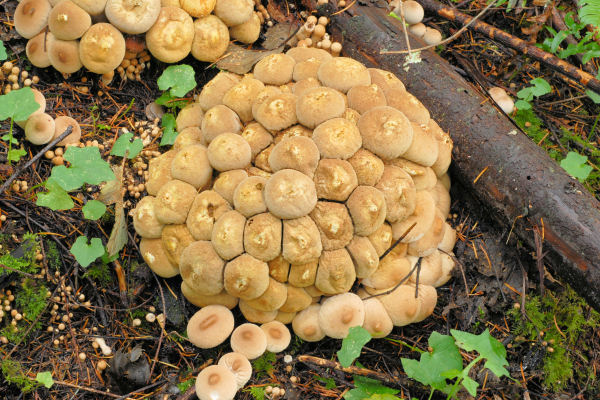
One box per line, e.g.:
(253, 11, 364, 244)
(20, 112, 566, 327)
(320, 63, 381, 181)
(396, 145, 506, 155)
(357, 106, 414, 160)
(214, 0, 254, 26)
(191, 15, 230, 62)
(25, 113, 55, 145)
(179, 241, 225, 296)
(207, 133, 252, 172)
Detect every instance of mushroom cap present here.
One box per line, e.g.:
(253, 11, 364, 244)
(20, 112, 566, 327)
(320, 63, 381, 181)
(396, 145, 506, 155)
(181, 283, 239, 309)
(48, 0, 91, 40)
(296, 86, 346, 129)
(310, 201, 353, 250)
(293, 59, 323, 82)
(79, 23, 126, 74)
(288, 261, 318, 287)
(187, 304, 234, 348)
(361, 296, 393, 338)
(317, 57, 371, 93)
(264, 169, 317, 219)
(357, 106, 414, 160)
(244, 277, 287, 311)
(180, 0, 216, 17)
(368, 222, 393, 257)
(402, 122, 439, 167)
(72, 0, 107, 16)
(385, 89, 430, 125)
(140, 238, 179, 277)
(261, 321, 291, 353)
(408, 22, 426, 38)
(230, 12, 261, 44)
(146, 150, 177, 196)
(375, 165, 416, 223)
(407, 251, 442, 286)
(191, 15, 230, 62)
(211, 210, 246, 260)
(413, 284, 437, 322)
(367, 68, 405, 94)
(16, 88, 46, 128)
(186, 190, 232, 241)
(346, 185, 387, 236)
(195, 365, 237, 400)
(362, 251, 411, 290)
(146, 6, 194, 63)
(314, 249, 356, 295)
(241, 122, 273, 158)
(402, 0, 425, 25)
(282, 215, 323, 264)
(267, 255, 290, 283)
(25, 112, 55, 145)
(286, 47, 332, 63)
(318, 293, 365, 339)
(268, 136, 320, 177)
(347, 84, 387, 114)
(176, 102, 204, 131)
(378, 284, 420, 326)
(313, 159, 358, 202)
(238, 299, 277, 323)
(346, 235, 379, 279)
(224, 253, 270, 300)
(347, 149, 385, 187)
(26, 32, 52, 68)
(230, 323, 268, 360)
(198, 72, 241, 112)
(155, 179, 197, 224)
(434, 252, 455, 287)
(253, 54, 296, 85)
(52, 115, 82, 146)
(431, 125, 453, 177)
(423, 27, 443, 46)
(233, 176, 268, 218)
(488, 87, 515, 114)
(105, 0, 161, 34)
(207, 133, 252, 172)
(132, 196, 164, 238)
(244, 212, 282, 262)
(171, 144, 212, 189)
(180, 241, 225, 296)
(407, 210, 446, 257)
(161, 224, 194, 265)
(14, 0, 52, 39)
(387, 158, 437, 191)
(223, 76, 265, 123)
(279, 285, 312, 313)
(214, 0, 254, 26)
(201, 105, 242, 143)
(293, 77, 321, 95)
(391, 190, 436, 242)
(275, 310, 297, 324)
(312, 117, 362, 160)
(438, 222, 457, 253)
(292, 304, 325, 342)
(218, 352, 252, 390)
(252, 92, 298, 132)
(47, 37, 82, 74)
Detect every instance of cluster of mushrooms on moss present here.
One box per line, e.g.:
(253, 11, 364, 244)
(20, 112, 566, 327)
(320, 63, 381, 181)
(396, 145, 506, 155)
(129, 46, 458, 397)
(15, 0, 269, 80)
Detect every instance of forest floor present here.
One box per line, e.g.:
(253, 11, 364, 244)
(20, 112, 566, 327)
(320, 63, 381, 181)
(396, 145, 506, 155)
(0, 0, 599, 399)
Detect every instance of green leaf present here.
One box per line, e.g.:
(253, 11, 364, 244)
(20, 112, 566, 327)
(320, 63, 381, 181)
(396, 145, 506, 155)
(110, 131, 143, 159)
(50, 146, 115, 191)
(157, 64, 196, 98)
(451, 329, 510, 379)
(586, 89, 600, 104)
(401, 331, 463, 392)
(82, 200, 107, 220)
(0, 87, 40, 121)
(70, 236, 105, 268)
(560, 151, 593, 182)
(2, 133, 18, 144)
(337, 326, 372, 367)
(7, 147, 26, 163)
(0, 40, 7, 61)
(515, 99, 531, 110)
(315, 375, 337, 389)
(160, 113, 178, 146)
(344, 376, 399, 400)
(35, 371, 54, 389)
(36, 178, 74, 210)
(529, 77, 552, 96)
(579, 0, 600, 28)
(461, 375, 479, 396)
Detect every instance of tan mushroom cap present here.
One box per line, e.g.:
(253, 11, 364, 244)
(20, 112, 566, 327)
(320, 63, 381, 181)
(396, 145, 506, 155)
(347, 149, 385, 187)
(230, 323, 268, 360)
(402, 122, 439, 167)
(375, 165, 416, 223)
(279, 285, 312, 313)
(407, 251, 442, 286)
(434, 252, 455, 287)
(286, 47, 332, 63)
(244, 212, 282, 262)
(347, 84, 387, 114)
(362, 250, 411, 290)
(146, 6, 194, 63)
(241, 122, 273, 158)
(317, 57, 371, 93)
(429, 179, 451, 217)
(146, 150, 177, 196)
(195, 365, 237, 400)
(296, 86, 346, 129)
(140, 238, 179, 277)
(180, 0, 215, 17)
(275, 310, 297, 324)
(179, 241, 225, 296)
(368, 222, 393, 257)
(161, 224, 194, 265)
(52, 115, 81, 146)
(357, 106, 414, 160)
(385, 89, 430, 125)
(105, 0, 160, 34)
(176, 102, 204, 131)
(264, 169, 317, 219)
(154, 179, 197, 224)
(181, 283, 239, 309)
(230, 11, 261, 44)
(428, 120, 453, 177)
(212, 169, 248, 204)
(253, 54, 296, 85)
(207, 132, 252, 172)
(47, 37, 82, 74)
(391, 190, 436, 242)
(292, 304, 325, 342)
(401, 0, 425, 24)
(214, 0, 254, 26)
(223, 76, 265, 123)
(25, 113, 55, 145)
(314, 248, 356, 295)
(211, 210, 246, 260)
(408, 211, 446, 257)
(186, 190, 231, 241)
(438, 222, 457, 253)
(16, 88, 46, 128)
(310, 202, 353, 250)
(72, 0, 107, 16)
(238, 299, 277, 323)
(288, 261, 318, 287)
(174, 127, 203, 149)
(408, 22, 426, 38)
(346, 235, 379, 278)
(253, 92, 298, 132)
(293, 77, 321, 95)
(224, 253, 270, 300)
(267, 255, 290, 283)
(132, 196, 164, 238)
(312, 117, 362, 160)
(378, 284, 420, 326)
(268, 136, 320, 177)
(244, 277, 287, 311)
(26, 32, 52, 68)
(367, 68, 405, 93)
(387, 158, 437, 191)
(79, 23, 126, 74)
(187, 304, 234, 348)
(439, 172, 451, 192)
(198, 72, 241, 112)
(313, 159, 358, 202)
(282, 216, 322, 264)
(293, 59, 323, 82)
(48, 0, 91, 40)
(191, 15, 230, 62)
(233, 176, 267, 217)
(171, 144, 212, 189)
(361, 295, 393, 338)
(318, 293, 365, 339)
(413, 284, 438, 322)
(346, 185, 387, 236)
(201, 105, 242, 143)
(261, 321, 291, 353)
(14, 0, 52, 39)
(218, 352, 252, 390)
(423, 27, 443, 46)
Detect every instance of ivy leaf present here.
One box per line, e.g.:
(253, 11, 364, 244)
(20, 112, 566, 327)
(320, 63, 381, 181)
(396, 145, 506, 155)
(344, 376, 399, 400)
(337, 326, 372, 367)
(7, 147, 26, 163)
(529, 77, 552, 96)
(160, 113, 178, 146)
(586, 89, 600, 104)
(0, 87, 40, 121)
(35, 371, 54, 389)
(110, 131, 143, 159)
(157, 64, 196, 98)
(560, 151, 593, 182)
(451, 329, 510, 379)
(36, 178, 74, 210)
(70, 236, 105, 268)
(82, 200, 107, 220)
(0, 40, 7, 61)
(51, 146, 115, 191)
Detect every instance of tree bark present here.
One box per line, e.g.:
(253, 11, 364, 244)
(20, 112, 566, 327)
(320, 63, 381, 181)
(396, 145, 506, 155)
(282, 1, 600, 309)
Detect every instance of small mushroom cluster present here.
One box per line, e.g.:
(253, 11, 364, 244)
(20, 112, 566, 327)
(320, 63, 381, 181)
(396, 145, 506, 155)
(15, 0, 267, 79)
(294, 15, 342, 56)
(1, 61, 40, 94)
(390, 0, 443, 46)
(132, 49, 457, 343)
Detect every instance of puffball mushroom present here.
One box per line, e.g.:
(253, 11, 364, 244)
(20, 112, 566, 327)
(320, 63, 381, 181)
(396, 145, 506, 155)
(315, 249, 356, 295)
(187, 304, 234, 348)
(317, 57, 371, 93)
(48, 0, 91, 40)
(230, 323, 268, 360)
(79, 23, 126, 74)
(264, 169, 317, 219)
(400, 0, 424, 25)
(296, 86, 346, 129)
(14, 0, 52, 39)
(357, 106, 413, 160)
(244, 212, 282, 261)
(214, 0, 254, 27)
(186, 190, 231, 240)
(253, 54, 296, 86)
(223, 76, 265, 123)
(146, 150, 177, 196)
(72, 0, 107, 18)
(25, 113, 55, 145)
(146, 6, 194, 63)
(191, 15, 230, 62)
(312, 117, 362, 159)
(105, 0, 161, 34)
(154, 180, 197, 225)
(218, 352, 252, 390)
(161, 224, 194, 265)
(195, 365, 238, 400)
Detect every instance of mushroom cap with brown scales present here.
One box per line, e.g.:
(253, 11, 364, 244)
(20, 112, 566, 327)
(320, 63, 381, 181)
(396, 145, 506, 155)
(267, 255, 290, 283)
(201, 105, 242, 144)
(72, 0, 107, 17)
(26, 32, 52, 68)
(346, 235, 379, 279)
(359, 293, 394, 338)
(407, 210, 446, 257)
(170, 145, 212, 189)
(48, 0, 91, 40)
(253, 54, 296, 86)
(279, 285, 312, 313)
(282, 216, 322, 265)
(407, 251, 443, 287)
(391, 190, 437, 243)
(207, 133, 252, 172)
(16, 89, 46, 128)
(230, 323, 268, 361)
(146, 150, 177, 196)
(187, 305, 235, 349)
(212, 169, 248, 205)
(140, 238, 179, 277)
(176, 103, 204, 132)
(264, 169, 317, 219)
(375, 164, 416, 223)
(402, 122, 439, 167)
(346, 185, 387, 236)
(14, 0, 52, 39)
(52, 115, 81, 146)
(217, 352, 252, 390)
(384, 89, 430, 126)
(180, 0, 216, 17)
(244, 212, 282, 262)
(179, 241, 225, 296)
(438, 222, 457, 254)
(314, 248, 356, 295)
(292, 77, 321, 96)
(79, 23, 126, 74)
(173, 127, 204, 150)
(268, 136, 320, 177)
(361, 250, 411, 290)
(244, 277, 287, 311)
(161, 224, 194, 265)
(413, 284, 438, 323)
(261, 321, 291, 353)
(318, 293, 365, 339)
(317, 57, 371, 93)
(347, 149, 385, 187)
(367, 222, 393, 257)
(253, 92, 298, 132)
(198, 72, 242, 112)
(105, 0, 161, 34)
(224, 254, 270, 300)
(181, 283, 239, 309)
(357, 106, 413, 160)
(230, 11, 261, 44)
(288, 261, 318, 288)
(132, 196, 164, 239)
(387, 158, 437, 191)
(186, 190, 231, 241)
(313, 159, 358, 202)
(310, 202, 353, 251)
(47, 37, 82, 74)
(154, 179, 197, 225)
(214, 0, 254, 26)
(25, 113, 55, 145)
(378, 283, 421, 326)
(312, 117, 362, 160)
(347, 84, 387, 114)
(223, 76, 265, 123)
(296, 86, 346, 129)
(367, 68, 406, 94)
(238, 299, 277, 324)
(292, 303, 325, 342)
(195, 364, 237, 400)
(191, 15, 230, 62)
(211, 210, 246, 260)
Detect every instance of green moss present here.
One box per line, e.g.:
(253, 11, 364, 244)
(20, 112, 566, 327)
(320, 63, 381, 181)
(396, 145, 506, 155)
(0, 235, 40, 276)
(1, 359, 40, 393)
(83, 262, 111, 285)
(252, 351, 276, 379)
(1, 279, 47, 343)
(44, 240, 61, 273)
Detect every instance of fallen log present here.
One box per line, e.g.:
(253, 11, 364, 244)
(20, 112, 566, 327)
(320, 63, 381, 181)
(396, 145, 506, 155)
(280, 1, 600, 309)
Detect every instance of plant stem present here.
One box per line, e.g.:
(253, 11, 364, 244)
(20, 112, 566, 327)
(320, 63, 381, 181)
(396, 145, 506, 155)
(385, 337, 424, 353)
(8, 117, 13, 165)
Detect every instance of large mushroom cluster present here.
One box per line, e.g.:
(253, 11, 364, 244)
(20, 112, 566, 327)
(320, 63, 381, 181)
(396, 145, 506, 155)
(15, 0, 266, 78)
(132, 48, 457, 343)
